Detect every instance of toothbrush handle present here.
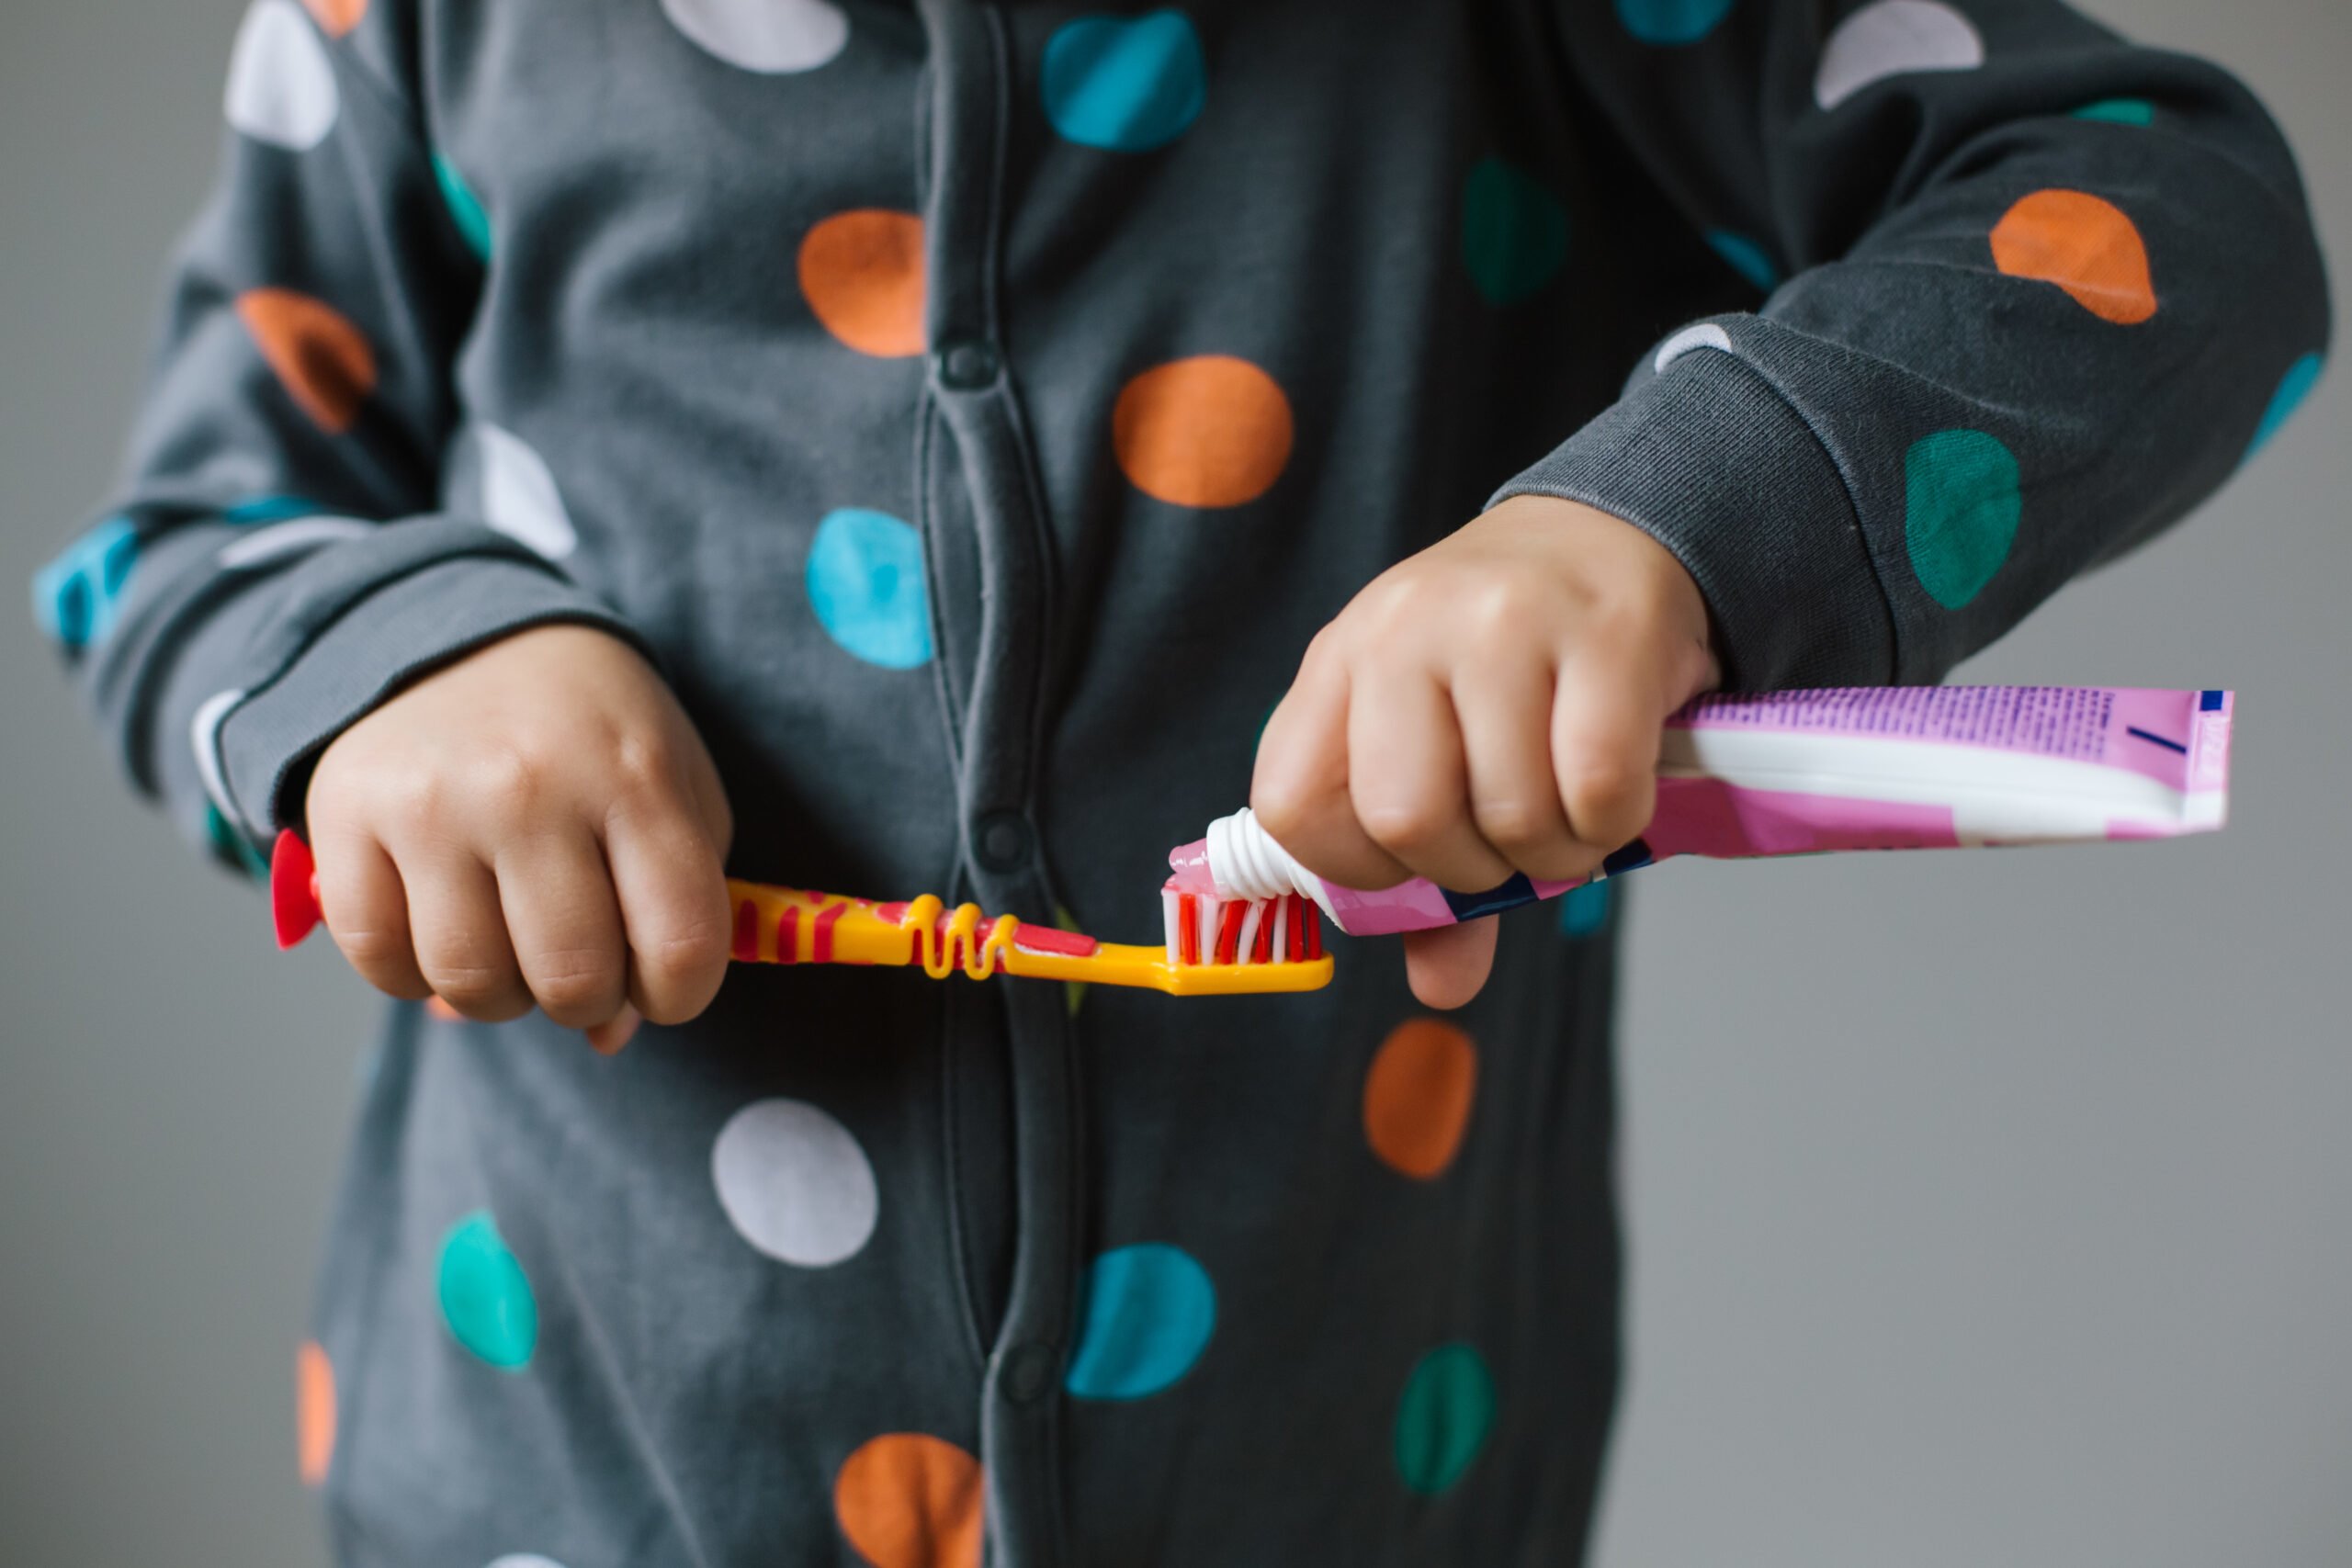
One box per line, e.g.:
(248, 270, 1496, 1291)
(268, 836, 925, 970)
(721, 882, 931, 970)
(270, 842, 1141, 988)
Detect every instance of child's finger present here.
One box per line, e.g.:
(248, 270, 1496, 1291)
(495, 828, 629, 1031)
(317, 833, 432, 1002)
(403, 849, 535, 1022)
(584, 1005, 642, 1056)
(1452, 654, 1593, 885)
(1252, 662, 1410, 892)
(674, 737, 736, 861)
(1401, 918, 1499, 1010)
(605, 807, 732, 1027)
(1550, 649, 1663, 855)
(1350, 669, 1516, 894)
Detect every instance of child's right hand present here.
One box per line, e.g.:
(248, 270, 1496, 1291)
(304, 625, 734, 1051)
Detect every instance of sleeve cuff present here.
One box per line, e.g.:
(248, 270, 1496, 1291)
(212, 551, 641, 837)
(1487, 335, 1894, 691)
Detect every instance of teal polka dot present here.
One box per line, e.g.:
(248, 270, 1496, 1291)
(1065, 1243, 1216, 1400)
(1041, 11, 1205, 152)
(806, 508, 933, 670)
(222, 494, 319, 524)
(1558, 879, 1612, 939)
(436, 1211, 537, 1370)
(2074, 98, 2155, 127)
(1461, 158, 1569, 308)
(204, 804, 271, 882)
(1903, 430, 2021, 610)
(434, 153, 492, 263)
(1616, 0, 1734, 45)
(31, 516, 138, 652)
(2246, 353, 2324, 461)
(1394, 1342, 1496, 1495)
(1704, 229, 1781, 292)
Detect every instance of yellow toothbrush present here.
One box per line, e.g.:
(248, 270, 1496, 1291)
(269, 833, 1334, 997)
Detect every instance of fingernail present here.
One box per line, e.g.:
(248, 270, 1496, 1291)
(586, 1007, 641, 1056)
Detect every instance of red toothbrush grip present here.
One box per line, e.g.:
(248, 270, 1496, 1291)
(270, 830, 324, 950)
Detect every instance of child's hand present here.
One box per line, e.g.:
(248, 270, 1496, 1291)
(304, 625, 734, 1052)
(1252, 495, 1717, 1010)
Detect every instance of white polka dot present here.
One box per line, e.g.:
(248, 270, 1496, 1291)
(223, 0, 341, 151)
(1655, 322, 1735, 374)
(474, 423, 579, 559)
(1815, 0, 1984, 111)
(711, 1099, 878, 1268)
(191, 688, 248, 826)
(660, 0, 850, 73)
(217, 516, 372, 570)
(486, 1557, 570, 1568)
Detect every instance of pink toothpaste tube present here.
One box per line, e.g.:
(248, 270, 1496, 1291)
(1168, 685, 2235, 937)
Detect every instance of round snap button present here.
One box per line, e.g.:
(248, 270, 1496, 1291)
(1001, 1342, 1057, 1404)
(974, 810, 1033, 873)
(937, 338, 1001, 390)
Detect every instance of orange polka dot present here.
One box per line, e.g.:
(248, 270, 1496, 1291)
(834, 1434, 984, 1568)
(300, 0, 368, 37)
(296, 1340, 335, 1485)
(1363, 1018, 1477, 1179)
(425, 996, 463, 1023)
(799, 210, 928, 358)
(235, 288, 378, 434)
(1112, 355, 1294, 509)
(1989, 189, 2156, 325)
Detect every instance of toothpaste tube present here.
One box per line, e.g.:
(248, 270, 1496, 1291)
(1168, 685, 2234, 937)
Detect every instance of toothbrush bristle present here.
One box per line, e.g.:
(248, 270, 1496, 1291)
(1160, 889, 1323, 968)
(1213, 898, 1247, 964)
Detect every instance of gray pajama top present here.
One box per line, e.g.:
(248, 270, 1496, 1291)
(34, 0, 2329, 1562)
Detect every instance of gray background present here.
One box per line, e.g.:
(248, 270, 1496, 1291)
(1, 0, 2343, 1561)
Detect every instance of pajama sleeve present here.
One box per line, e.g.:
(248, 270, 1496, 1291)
(29, 0, 636, 877)
(1498, 0, 2331, 690)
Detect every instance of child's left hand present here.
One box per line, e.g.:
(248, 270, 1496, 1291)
(1251, 494, 1718, 1009)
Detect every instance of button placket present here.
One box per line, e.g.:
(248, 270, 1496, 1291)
(916, 5, 1081, 1565)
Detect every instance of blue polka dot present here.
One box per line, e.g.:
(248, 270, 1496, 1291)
(1616, 0, 1734, 44)
(1704, 229, 1781, 292)
(1558, 879, 1612, 939)
(1065, 1243, 1216, 1400)
(31, 516, 138, 652)
(806, 508, 933, 670)
(2074, 97, 2155, 127)
(1041, 10, 1205, 152)
(222, 494, 321, 524)
(2246, 353, 2324, 462)
(436, 1210, 537, 1371)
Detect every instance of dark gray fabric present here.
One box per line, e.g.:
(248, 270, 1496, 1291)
(32, 0, 2327, 1563)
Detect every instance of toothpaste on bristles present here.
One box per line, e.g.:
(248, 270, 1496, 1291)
(1158, 883, 1322, 970)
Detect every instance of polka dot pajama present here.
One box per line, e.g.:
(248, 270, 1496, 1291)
(34, 0, 2327, 1563)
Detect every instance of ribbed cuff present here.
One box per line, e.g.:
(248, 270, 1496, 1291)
(1487, 339, 1894, 691)
(215, 552, 641, 836)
